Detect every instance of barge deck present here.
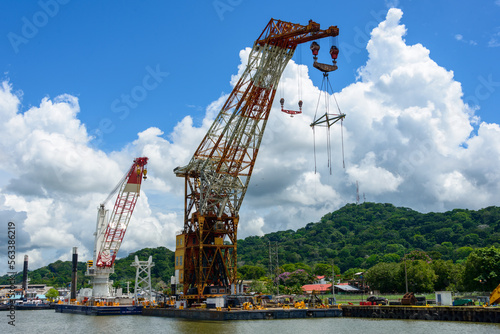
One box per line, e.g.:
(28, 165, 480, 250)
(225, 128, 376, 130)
(55, 304, 143, 315)
(143, 307, 342, 321)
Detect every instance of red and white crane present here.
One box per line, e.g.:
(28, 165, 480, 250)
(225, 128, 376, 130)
(86, 157, 148, 298)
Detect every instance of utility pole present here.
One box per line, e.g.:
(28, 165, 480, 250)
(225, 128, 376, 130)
(356, 181, 360, 205)
(268, 241, 279, 295)
(268, 241, 273, 293)
(331, 260, 335, 302)
(22, 255, 28, 300)
(362, 274, 365, 301)
(276, 243, 279, 296)
(405, 258, 408, 293)
(71, 247, 78, 302)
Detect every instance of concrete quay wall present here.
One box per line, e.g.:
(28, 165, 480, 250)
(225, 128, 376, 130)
(341, 305, 500, 323)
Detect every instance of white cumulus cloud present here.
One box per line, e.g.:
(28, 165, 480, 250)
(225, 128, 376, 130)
(1, 7, 500, 273)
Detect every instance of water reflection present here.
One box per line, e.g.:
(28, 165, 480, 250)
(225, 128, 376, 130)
(10, 310, 500, 334)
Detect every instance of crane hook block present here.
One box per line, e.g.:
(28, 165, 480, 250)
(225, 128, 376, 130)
(280, 97, 302, 116)
(330, 46, 339, 64)
(310, 41, 320, 56)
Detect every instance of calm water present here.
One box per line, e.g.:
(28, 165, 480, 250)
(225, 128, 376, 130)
(3, 309, 500, 334)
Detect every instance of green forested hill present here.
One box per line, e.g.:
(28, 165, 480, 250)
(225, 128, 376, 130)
(3, 203, 500, 288)
(237, 203, 500, 271)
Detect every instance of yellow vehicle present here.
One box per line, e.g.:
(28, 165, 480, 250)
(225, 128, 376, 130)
(489, 284, 500, 305)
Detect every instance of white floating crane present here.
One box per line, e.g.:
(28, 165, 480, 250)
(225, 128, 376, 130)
(86, 157, 148, 298)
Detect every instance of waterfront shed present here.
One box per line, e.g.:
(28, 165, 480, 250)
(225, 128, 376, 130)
(435, 291, 452, 306)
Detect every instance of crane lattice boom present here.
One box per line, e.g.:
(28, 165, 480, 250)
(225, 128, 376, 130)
(96, 157, 148, 268)
(175, 19, 339, 218)
(173, 19, 339, 300)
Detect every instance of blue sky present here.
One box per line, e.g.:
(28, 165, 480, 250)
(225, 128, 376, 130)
(2, 0, 499, 151)
(1, 0, 500, 272)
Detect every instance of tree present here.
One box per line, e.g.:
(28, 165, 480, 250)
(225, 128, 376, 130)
(453, 246, 473, 262)
(364, 254, 380, 267)
(452, 211, 471, 225)
(45, 288, 59, 302)
(431, 259, 463, 291)
(276, 269, 313, 294)
(404, 250, 432, 263)
(462, 233, 480, 246)
(155, 280, 167, 291)
(294, 263, 312, 273)
(447, 262, 465, 292)
(238, 265, 266, 280)
(399, 260, 437, 293)
(286, 270, 312, 287)
(365, 262, 400, 293)
(462, 246, 500, 291)
(435, 228, 454, 244)
(284, 252, 301, 263)
(248, 280, 267, 294)
(313, 263, 339, 277)
(386, 244, 406, 257)
(281, 263, 296, 273)
(412, 234, 429, 249)
(342, 268, 364, 280)
(382, 253, 401, 263)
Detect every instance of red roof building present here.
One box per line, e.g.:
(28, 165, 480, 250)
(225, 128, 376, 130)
(302, 284, 333, 294)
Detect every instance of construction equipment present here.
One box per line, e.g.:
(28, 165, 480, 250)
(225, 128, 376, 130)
(305, 292, 324, 308)
(86, 157, 148, 298)
(174, 19, 339, 302)
(489, 283, 500, 305)
(453, 298, 474, 306)
(401, 292, 417, 305)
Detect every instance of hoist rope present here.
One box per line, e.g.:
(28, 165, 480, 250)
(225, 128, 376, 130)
(341, 119, 345, 169)
(103, 167, 130, 206)
(312, 74, 326, 174)
(311, 73, 345, 174)
(297, 45, 302, 101)
(312, 74, 335, 174)
(313, 126, 317, 174)
(328, 76, 346, 168)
